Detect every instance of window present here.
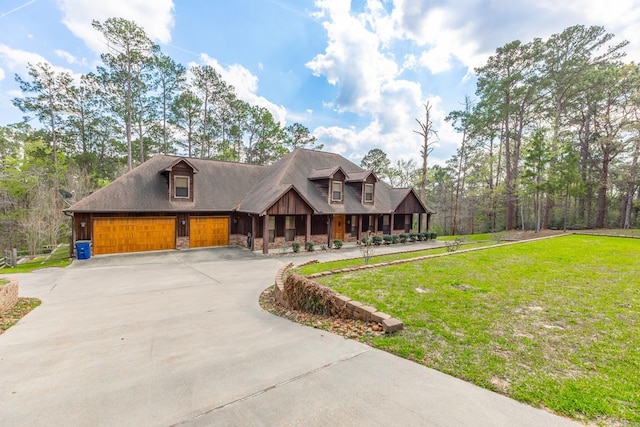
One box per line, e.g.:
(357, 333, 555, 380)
(331, 181, 343, 202)
(285, 216, 295, 241)
(268, 216, 276, 243)
(364, 183, 374, 202)
(174, 176, 189, 198)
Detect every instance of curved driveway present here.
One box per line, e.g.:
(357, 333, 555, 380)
(0, 247, 579, 426)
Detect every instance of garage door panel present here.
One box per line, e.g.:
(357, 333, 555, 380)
(190, 217, 229, 248)
(93, 218, 176, 255)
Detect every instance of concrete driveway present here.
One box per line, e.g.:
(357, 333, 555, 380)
(0, 247, 580, 426)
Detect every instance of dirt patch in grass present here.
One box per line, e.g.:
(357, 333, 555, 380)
(0, 298, 41, 335)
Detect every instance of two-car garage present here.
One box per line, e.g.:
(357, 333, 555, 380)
(92, 217, 229, 255)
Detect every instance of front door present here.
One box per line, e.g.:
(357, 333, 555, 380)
(333, 215, 345, 241)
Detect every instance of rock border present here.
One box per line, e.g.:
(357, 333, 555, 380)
(0, 279, 19, 312)
(274, 262, 403, 333)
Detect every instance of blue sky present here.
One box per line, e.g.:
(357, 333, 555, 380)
(1, 0, 640, 165)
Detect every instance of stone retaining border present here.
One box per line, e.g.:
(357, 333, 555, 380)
(0, 279, 19, 312)
(273, 263, 403, 333)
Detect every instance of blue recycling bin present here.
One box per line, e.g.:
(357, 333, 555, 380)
(75, 241, 91, 260)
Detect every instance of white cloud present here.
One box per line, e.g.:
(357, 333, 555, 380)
(57, 0, 175, 54)
(54, 49, 87, 66)
(198, 54, 287, 125)
(0, 67, 5, 81)
(306, 0, 456, 163)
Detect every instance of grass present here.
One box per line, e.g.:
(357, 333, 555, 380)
(1, 244, 72, 273)
(295, 242, 494, 275)
(316, 235, 639, 425)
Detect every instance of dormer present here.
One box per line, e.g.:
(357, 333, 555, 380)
(308, 166, 347, 204)
(345, 170, 378, 205)
(161, 158, 198, 202)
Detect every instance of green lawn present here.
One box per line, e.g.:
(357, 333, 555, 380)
(1, 245, 72, 273)
(295, 242, 493, 275)
(316, 235, 639, 425)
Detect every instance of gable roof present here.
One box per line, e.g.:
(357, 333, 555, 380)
(66, 148, 435, 215)
(66, 155, 265, 213)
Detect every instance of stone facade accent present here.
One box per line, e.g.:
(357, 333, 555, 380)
(176, 236, 190, 250)
(0, 279, 19, 312)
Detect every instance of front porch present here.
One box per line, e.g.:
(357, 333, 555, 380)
(252, 213, 431, 254)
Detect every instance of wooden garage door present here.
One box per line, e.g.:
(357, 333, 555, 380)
(190, 217, 229, 248)
(93, 217, 176, 255)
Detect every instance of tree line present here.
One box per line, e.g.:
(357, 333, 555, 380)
(0, 17, 320, 254)
(361, 25, 640, 235)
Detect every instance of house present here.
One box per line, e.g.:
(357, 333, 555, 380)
(65, 148, 434, 255)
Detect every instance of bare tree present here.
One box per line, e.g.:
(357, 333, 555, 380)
(414, 102, 438, 202)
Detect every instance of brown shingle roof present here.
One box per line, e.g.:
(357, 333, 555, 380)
(66, 155, 265, 213)
(66, 149, 434, 215)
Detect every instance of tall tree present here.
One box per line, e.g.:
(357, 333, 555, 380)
(284, 123, 323, 151)
(414, 101, 438, 202)
(360, 148, 391, 181)
(152, 54, 186, 155)
(13, 62, 72, 193)
(92, 18, 159, 171)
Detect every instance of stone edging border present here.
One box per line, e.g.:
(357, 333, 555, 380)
(273, 262, 403, 333)
(0, 279, 19, 312)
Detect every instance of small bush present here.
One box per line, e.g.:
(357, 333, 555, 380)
(420, 231, 429, 241)
(305, 241, 315, 252)
(399, 233, 408, 243)
(383, 234, 392, 245)
(333, 239, 343, 249)
(360, 236, 371, 245)
(430, 232, 438, 240)
(409, 232, 417, 242)
(372, 235, 383, 246)
(391, 234, 400, 244)
(292, 242, 301, 253)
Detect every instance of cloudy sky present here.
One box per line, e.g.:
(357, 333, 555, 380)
(1, 0, 639, 165)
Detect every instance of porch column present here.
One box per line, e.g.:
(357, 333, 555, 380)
(327, 215, 333, 248)
(262, 214, 269, 255)
(426, 213, 431, 232)
(306, 214, 311, 245)
(373, 215, 379, 234)
(390, 213, 395, 234)
(357, 215, 362, 242)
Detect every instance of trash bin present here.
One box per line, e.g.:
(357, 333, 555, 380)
(75, 241, 91, 260)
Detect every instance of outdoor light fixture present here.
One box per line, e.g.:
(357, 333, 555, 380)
(181, 220, 186, 226)
(80, 221, 86, 228)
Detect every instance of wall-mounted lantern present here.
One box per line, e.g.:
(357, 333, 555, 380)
(80, 221, 86, 228)
(181, 220, 186, 226)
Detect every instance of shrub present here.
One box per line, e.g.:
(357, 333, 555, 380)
(409, 232, 417, 242)
(420, 231, 429, 241)
(430, 232, 438, 240)
(372, 235, 383, 246)
(305, 241, 315, 252)
(292, 242, 301, 253)
(360, 236, 371, 245)
(391, 234, 400, 244)
(399, 233, 408, 243)
(333, 239, 343, 249)
(383, 234, 392, 245)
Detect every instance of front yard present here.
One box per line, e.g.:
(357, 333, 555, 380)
(315, 235, 639, 425)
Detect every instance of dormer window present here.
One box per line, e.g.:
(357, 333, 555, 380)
(364, 183, 374, 202)
(174, 176, 190, 198)
(331, 181, 343, 202)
